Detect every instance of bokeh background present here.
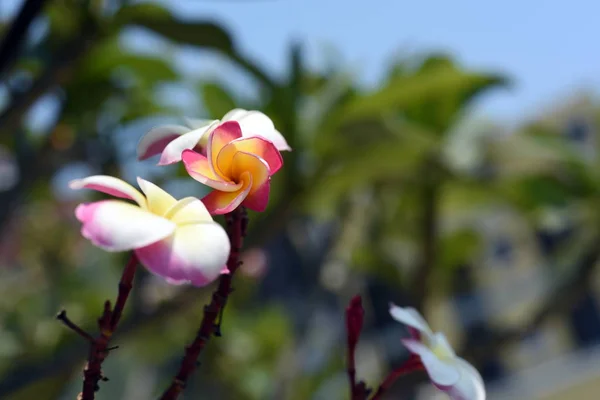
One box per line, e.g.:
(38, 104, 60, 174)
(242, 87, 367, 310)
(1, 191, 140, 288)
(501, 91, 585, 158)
(1, 0, 600, 399)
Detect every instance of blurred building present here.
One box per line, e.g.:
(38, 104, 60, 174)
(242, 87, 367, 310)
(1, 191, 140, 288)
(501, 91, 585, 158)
(420, 94, 600, 399)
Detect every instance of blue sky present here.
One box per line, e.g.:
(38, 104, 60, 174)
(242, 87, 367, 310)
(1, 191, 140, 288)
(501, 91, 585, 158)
(159, 0, 600, 123)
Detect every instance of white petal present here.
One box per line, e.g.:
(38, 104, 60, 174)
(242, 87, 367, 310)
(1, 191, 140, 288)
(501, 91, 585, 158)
(75, 200, 176, 251)
(431, 332, 457, 359)
(444, 358, 486, 400)
(401, 339, 461, 386)
(69, 175, 146, 208)
(137, 125, 191, 161)
(136, 178, 177, 216)
(164, 197, 213, 224)
(183, 117, 218, 130)
(222, 108, 249, 122)
(236, 110, 291, 151)
(158, 121, 220, 165)
(389, 304, 433, 337)
(135, 221, 230, 287)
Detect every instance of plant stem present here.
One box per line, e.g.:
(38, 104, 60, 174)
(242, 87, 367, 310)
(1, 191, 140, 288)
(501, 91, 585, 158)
(58, 253, 138, 400)
(159, 207, 248, 400)
(370, 356, 424, 400)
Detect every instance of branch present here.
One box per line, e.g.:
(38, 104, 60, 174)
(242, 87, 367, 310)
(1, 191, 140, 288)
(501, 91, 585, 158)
(370, 355, 423, 400)
(462, 236, 600, 364)
(159, 207, 248, 400)
(57, 253, 139, 400)
(0, 0, 49, 79)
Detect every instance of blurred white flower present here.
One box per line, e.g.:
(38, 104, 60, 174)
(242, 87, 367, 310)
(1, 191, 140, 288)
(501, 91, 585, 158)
(390, 304, 486, 400)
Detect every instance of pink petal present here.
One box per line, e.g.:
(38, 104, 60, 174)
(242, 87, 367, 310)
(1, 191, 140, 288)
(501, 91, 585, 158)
(75, 200, 175, 251)
(207, 121, 243, 178)
(182, 149, 241, 192)
(241, 177, 270, 212)
(137, 125, 190, 161)
(69, 175, 146, 207)
(135, 221, 230, 287)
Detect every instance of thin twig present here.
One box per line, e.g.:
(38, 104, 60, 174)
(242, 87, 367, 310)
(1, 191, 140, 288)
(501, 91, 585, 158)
(78, 253, 138, 399)
(369, 355, 424, 400)
(159, 207, 248, 400)
(56, 310, 95, 342)
(57, 253, 138, 400)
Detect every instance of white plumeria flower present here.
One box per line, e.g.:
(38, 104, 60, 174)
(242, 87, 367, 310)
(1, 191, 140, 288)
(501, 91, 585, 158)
(390, 304, 486, 400)
(70, 175, 231, 286)
(137, 108, 291, 165)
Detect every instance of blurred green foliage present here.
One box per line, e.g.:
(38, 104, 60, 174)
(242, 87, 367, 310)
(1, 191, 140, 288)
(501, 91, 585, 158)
(1, 1, 599, 400)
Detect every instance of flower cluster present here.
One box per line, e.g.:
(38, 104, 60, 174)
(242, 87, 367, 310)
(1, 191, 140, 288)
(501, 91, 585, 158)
(72, 109, 290, 286)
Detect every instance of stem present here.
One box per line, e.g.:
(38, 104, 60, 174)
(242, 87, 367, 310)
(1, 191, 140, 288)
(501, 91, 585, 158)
(370, 356, 424, 400)
(56, 253, 138, 400)
(159, 207, 248, 400)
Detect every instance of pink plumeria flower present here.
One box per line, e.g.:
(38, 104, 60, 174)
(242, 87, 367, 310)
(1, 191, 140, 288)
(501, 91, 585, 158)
(70, 175, 230, 286)
(137, 108, 291, 165)
(182, 120, 282, 214)
(390, 304, 486, 400)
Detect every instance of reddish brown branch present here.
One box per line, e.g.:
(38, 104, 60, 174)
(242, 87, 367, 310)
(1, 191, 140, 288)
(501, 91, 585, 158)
(159, 207, 248, 400)
(58, 253, 139, 400)
(370, 355, 424, 400)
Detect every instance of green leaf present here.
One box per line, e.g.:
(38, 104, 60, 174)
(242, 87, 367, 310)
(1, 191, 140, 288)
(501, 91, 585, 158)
(114, 2, 233, 52)
(337, 57, 508, 133)
(304, 138, 430, 214)
(200, 82, 237, 118)
(77, 38, 178, 85)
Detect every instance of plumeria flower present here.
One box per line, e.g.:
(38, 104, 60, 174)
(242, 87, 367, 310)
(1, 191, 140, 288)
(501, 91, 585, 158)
(182, 120, 282, 214)
(70, 175, 230, 286)
(137, 108, 291, 165)
(390, 304, 486, 400)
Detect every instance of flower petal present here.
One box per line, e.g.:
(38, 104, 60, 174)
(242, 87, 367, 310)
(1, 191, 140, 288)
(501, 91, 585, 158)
(69, 175, 146, 208)
(137, 178, 177, 217)
(135, 221, 230, 287)
(431, 332, 457, 359)
(242, 179, 270, 212)
(222, 108, 248, 122)
(208, 121, 243, 178)
(219, 137, 283, 175)
(165, 197, 213, 224)
(389, 304, 433, 338)
(444, 358, 486, 400)
(182, 149, 241, 192)
(202, 171, 253, 214)
(75, 200, 175, 251)
(183, 117, 217, 130)
(158, 121, 220, 166)
(231, 151, 270, 195)
(401, 338, 461, 387)
(236, 110, 291, 151)
(137, 125, 190, 161)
